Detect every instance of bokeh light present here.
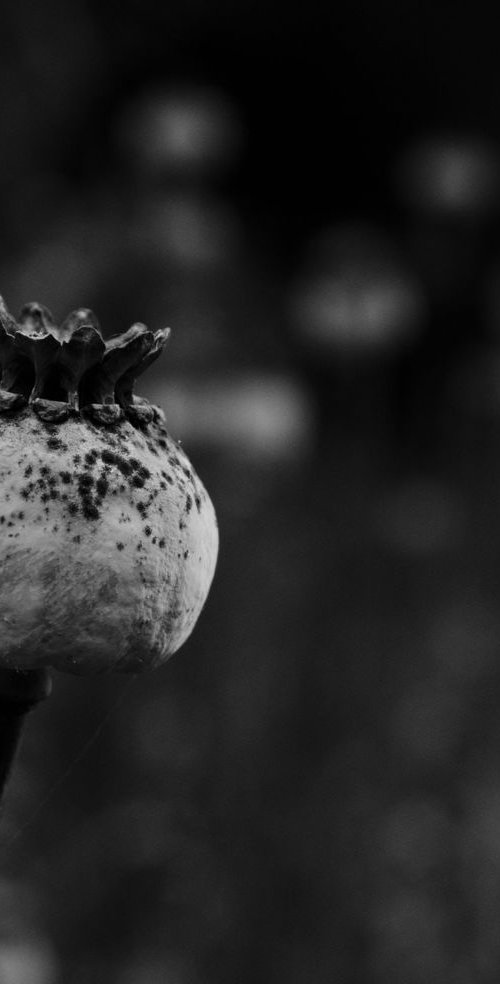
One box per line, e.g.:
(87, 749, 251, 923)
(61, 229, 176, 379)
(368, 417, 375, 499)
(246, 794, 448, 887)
(115, 84, 244, 181)
(394, 134, 500, 218)
(289, 224, 425, 363)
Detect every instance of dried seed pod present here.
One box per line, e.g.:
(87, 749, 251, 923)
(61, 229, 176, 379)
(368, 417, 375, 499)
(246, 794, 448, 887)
(0, 295, 218, 674)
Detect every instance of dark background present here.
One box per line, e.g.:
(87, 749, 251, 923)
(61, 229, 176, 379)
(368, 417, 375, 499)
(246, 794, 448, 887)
(3, 2, 500, 982)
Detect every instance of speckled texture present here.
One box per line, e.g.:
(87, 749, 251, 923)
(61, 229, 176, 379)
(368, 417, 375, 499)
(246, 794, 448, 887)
(0, 406, 218, 674)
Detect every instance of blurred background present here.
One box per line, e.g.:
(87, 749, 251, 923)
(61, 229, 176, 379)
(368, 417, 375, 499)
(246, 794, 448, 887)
(4, 1, 500, 981)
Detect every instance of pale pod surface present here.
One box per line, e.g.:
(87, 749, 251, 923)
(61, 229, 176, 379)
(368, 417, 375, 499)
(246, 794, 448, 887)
(0, 408, 218, 673)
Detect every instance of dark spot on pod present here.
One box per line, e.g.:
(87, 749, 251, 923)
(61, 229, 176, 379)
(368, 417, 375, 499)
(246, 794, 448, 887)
(95, 475, 109, 499)
(82, 501, 100, 521)
(78, 473, 94, 490)
(116, 542, 125, 551)
(47, 436, 66, 451)
(118, 460, 133, 478)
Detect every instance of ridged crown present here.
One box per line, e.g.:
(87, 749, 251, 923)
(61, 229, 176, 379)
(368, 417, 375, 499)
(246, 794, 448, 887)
(0, 296, 169, 424)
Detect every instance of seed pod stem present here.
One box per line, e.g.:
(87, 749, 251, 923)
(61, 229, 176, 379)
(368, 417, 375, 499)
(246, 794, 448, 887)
(0, 667, 52, 809)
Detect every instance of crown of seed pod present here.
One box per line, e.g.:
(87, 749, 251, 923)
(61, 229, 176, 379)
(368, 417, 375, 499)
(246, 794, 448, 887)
(0, 296, 218, 674)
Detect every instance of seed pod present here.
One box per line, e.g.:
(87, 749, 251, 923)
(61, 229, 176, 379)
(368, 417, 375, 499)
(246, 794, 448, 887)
(0, 296, 218, 674)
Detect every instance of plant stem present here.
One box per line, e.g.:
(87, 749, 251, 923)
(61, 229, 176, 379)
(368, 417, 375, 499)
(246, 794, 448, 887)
(0, 667, 52, 808)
